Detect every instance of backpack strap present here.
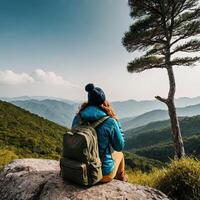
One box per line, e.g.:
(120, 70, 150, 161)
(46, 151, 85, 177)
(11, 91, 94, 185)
(92, 116, 110, 161)
(91, 116, 110, 129)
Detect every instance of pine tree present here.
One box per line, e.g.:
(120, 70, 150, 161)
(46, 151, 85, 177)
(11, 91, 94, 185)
(122, 0, 200, 159)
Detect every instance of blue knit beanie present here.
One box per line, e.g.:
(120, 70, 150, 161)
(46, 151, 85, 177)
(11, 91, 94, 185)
(85, 83, 106, 106)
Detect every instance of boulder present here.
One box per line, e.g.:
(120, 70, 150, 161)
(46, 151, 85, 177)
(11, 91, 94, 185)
(0, 159, 169, 200)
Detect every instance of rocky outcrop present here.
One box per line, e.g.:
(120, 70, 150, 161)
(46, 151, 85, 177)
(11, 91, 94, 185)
(0, 159, 169, 200)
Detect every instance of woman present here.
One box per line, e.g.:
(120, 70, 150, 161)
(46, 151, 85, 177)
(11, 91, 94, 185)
(72, 83, 128, 182)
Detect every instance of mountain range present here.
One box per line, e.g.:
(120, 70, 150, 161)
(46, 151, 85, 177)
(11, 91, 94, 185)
(121, 103, 200, 130)
(1, 96, 200, 129)
(112, 96, 200, 118)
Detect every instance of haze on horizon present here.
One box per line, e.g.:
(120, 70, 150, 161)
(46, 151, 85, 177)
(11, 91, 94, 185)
(0, 0, 200, 102)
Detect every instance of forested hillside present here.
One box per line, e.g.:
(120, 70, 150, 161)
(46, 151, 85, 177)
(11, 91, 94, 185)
(135, 134, 200, 162)
(0, 100, 67, 162)
(124, 152, 165, 172)
(125, 116, 200, 162)
(124, 120, 171, 138)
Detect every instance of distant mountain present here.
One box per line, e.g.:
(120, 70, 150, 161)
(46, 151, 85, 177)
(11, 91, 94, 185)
(121, 103, 200, 130)
(175, 96, 200, 107)
(121, 110, 169, 130)
(177, 103, 200, 116)
(0, 100, 67, 159)
(112, 100, 165, 118)
(11, 99, 77, 127)
(112, 96, 200, 118)
(0, 96, 78, 105)
(0, 96, 33, 101)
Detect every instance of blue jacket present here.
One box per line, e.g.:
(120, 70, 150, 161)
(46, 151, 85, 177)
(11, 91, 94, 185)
(72, 106, 125, 176)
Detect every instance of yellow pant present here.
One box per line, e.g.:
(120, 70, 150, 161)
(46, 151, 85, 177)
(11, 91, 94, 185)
(100, 151, 125, 183)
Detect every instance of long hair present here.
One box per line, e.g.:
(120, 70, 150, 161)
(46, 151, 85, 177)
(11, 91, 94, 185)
(78, 100, 119, 121)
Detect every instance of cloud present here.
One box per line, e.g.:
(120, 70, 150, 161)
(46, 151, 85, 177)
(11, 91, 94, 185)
(0, 69, 78, 88)
(31, 69, 75, 87)
(0, 70, 34, 85)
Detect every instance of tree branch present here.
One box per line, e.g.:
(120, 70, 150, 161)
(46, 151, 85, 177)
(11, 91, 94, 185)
(170, 56, 200, 66)
(155, 96, 168, 104)
(127, 56, 165, 73)
(171, 39, 200, 55)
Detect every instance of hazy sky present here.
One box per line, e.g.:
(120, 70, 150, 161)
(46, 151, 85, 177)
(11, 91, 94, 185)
(0, 0, 200, 101)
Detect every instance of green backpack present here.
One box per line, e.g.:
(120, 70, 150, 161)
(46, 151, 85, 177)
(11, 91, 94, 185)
(60, 116, 109, 186)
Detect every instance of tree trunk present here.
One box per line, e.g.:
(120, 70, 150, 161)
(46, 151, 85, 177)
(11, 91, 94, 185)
(166, 66, 185, 159)
(155, 64, 185, 159)
(167, 99, 185, 159)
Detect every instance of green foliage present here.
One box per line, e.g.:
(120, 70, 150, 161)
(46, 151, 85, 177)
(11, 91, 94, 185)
(155, 158, 200, 200)
(0, 100, 68, 165)
(127, 169, 156, 187)
(128, 157, 200, 200)
(127, 56, 165, 73)
(0, 148, 18, 169)
(124, 151, 165, 172)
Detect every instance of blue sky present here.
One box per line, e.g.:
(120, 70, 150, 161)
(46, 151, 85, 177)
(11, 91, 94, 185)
(0, 0, 200, 101)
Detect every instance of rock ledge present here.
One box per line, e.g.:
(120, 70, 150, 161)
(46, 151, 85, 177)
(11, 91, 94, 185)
(0, 159, 169, 200)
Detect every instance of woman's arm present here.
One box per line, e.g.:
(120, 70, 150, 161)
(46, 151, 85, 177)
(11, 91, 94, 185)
(109, 119, 125, 151)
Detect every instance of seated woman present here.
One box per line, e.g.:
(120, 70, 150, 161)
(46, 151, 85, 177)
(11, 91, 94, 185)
(72, 83, 128, 182)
